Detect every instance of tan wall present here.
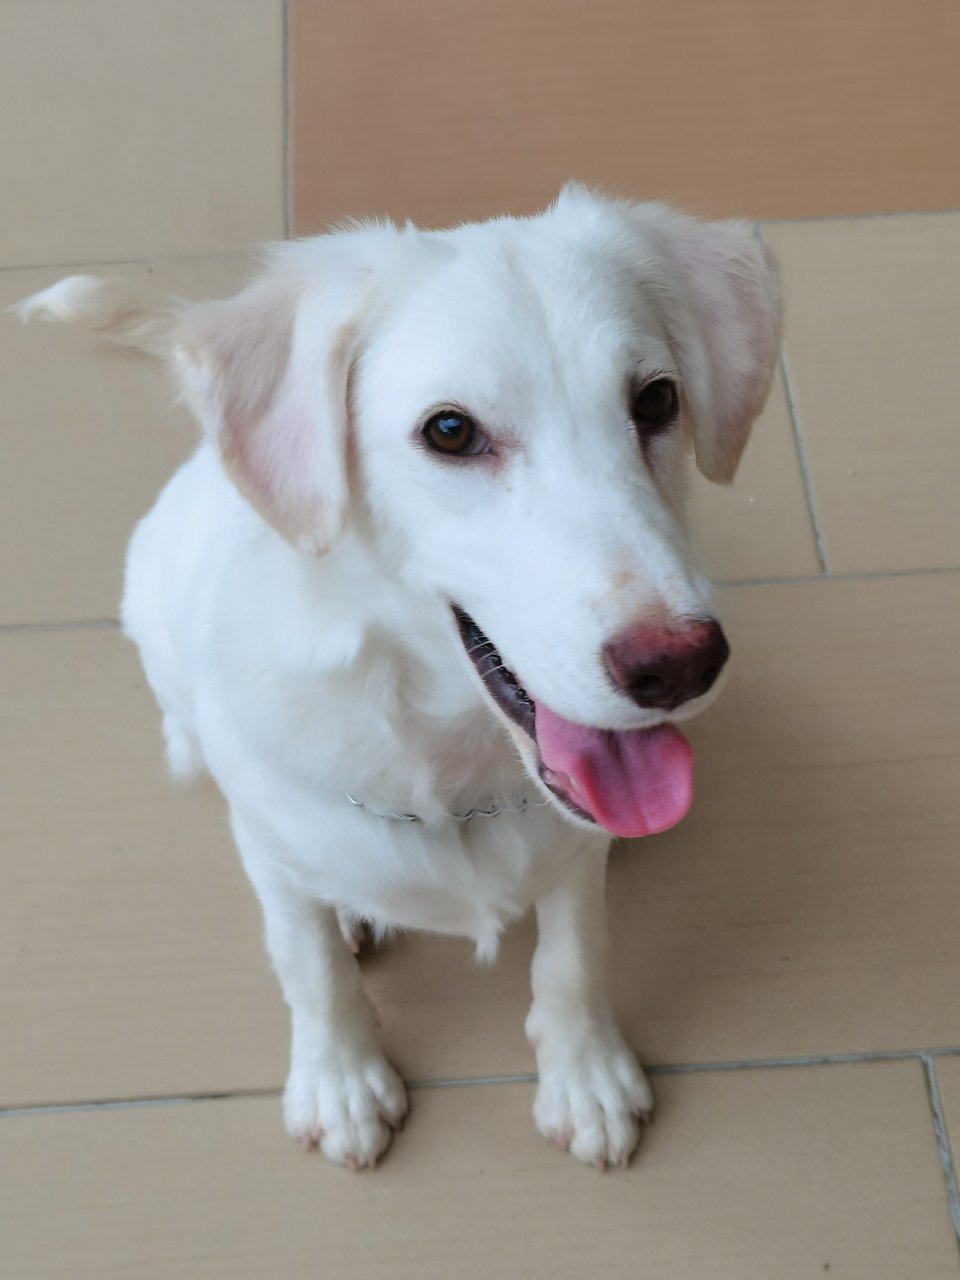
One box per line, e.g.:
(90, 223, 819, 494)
(290, 0, 960, 231)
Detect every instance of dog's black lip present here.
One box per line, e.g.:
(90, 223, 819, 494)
(451, 604, 598, 827)
(451, 605, 536, 738)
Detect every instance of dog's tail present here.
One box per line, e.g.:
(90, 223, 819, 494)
(12, 275, 184, 358)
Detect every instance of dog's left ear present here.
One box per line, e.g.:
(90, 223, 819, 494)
(632, 205, 783, 484)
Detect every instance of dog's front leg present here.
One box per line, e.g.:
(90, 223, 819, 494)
(236, 824, 407, 1170)
(526, 842, 653, 1169)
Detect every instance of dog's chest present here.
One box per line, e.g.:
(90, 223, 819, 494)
(194, 564, 592, 948)
(312, 803, 576, 959)
(212, 647, 578, 946)
(276, 689, 559, 946)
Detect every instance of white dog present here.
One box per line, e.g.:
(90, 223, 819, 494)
(18, 185, 781, 1171)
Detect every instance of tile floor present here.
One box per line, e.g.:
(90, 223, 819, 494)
(2, 3, 960, 1276)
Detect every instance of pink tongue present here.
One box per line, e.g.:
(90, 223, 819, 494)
(534, 702, 693, 838)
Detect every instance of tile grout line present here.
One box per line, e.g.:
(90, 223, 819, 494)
(649, 1047, 960, 1074)
(777, 345, 828, 575)
(0, 249, 257, 275)
(0, 619, 119, 635)
(410, 1073, 538, 1090)
(0, 1088, 281, 1118)
(3, 207, 958, 277)
(922, 1055, 960, 1248)
(416, 1049, 960, 1088)
(756, 220, 828, 574)
(0, 1097, 200, 1118)
(761, 206, 960, 227)
(6, 1047, 960, 1118)
(282, 0, 292, 242)
(6, 564, 960, 637)
(713, 565, 960, 589)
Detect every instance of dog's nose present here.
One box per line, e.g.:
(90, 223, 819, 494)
(602, 618, 730, 711)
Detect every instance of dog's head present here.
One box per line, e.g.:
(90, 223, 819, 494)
(173, 187, 782, 837)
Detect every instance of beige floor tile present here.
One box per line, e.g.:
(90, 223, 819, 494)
(765, 215, 960, 574)
(687, 369, 820, 582)
(1, 257, 255, 625)
(291, 0, 960, 229)
(0, 1, 284, 267)
(6, 576, 958, 1107)
(3, 1064, 958, 1279)
(0, 629, 286, 1109)
(609, 574, 960, 1064)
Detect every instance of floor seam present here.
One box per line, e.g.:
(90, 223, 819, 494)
(6, 565, 960, 637)
(0, 249, 256, 275)
(731, 229, 828, 578)
(0, 1088, 280, 1118)
(649, 1047, 960, 1074)
(713, 565, 960, 589)
(776, 344, 829, 574)
(0, 618, 119, 634)
(761, 206, 960, 227)
(2, 208, 958, 277)
(6, 1048, 960, 1117)
(409, 1073, 538, 1090)
(921, 1055, 960, 1250)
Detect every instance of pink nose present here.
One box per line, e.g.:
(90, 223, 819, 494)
(602, 619, 729, 711)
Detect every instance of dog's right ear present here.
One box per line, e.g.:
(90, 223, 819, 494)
(628, 204, 783, 485)
(176, 257, 375, 555)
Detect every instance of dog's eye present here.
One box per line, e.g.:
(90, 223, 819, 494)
(631, 378, 679, 435)
(422, 409, 483, 456)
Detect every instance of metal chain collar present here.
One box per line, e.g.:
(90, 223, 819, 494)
(344, 792, 544, 824)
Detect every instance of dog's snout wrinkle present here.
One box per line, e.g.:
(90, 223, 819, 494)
(602, 618, 729, 711)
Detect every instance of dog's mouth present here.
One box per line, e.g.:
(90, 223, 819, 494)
(452, 606, 693, 839)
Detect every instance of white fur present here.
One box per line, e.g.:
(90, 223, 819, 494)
(17, 186, 781, 1170)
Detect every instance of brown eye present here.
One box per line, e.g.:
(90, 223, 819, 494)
(631, 378, 679, 435)
(423, 409, 480, 456)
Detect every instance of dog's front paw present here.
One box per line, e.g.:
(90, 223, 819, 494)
(284, 1046, 407, 1171)
(532, 1023, 653, 1169)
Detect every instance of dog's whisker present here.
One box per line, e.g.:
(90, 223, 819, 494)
(480, 664, 513, 681)
(465, 639, 497, 658)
